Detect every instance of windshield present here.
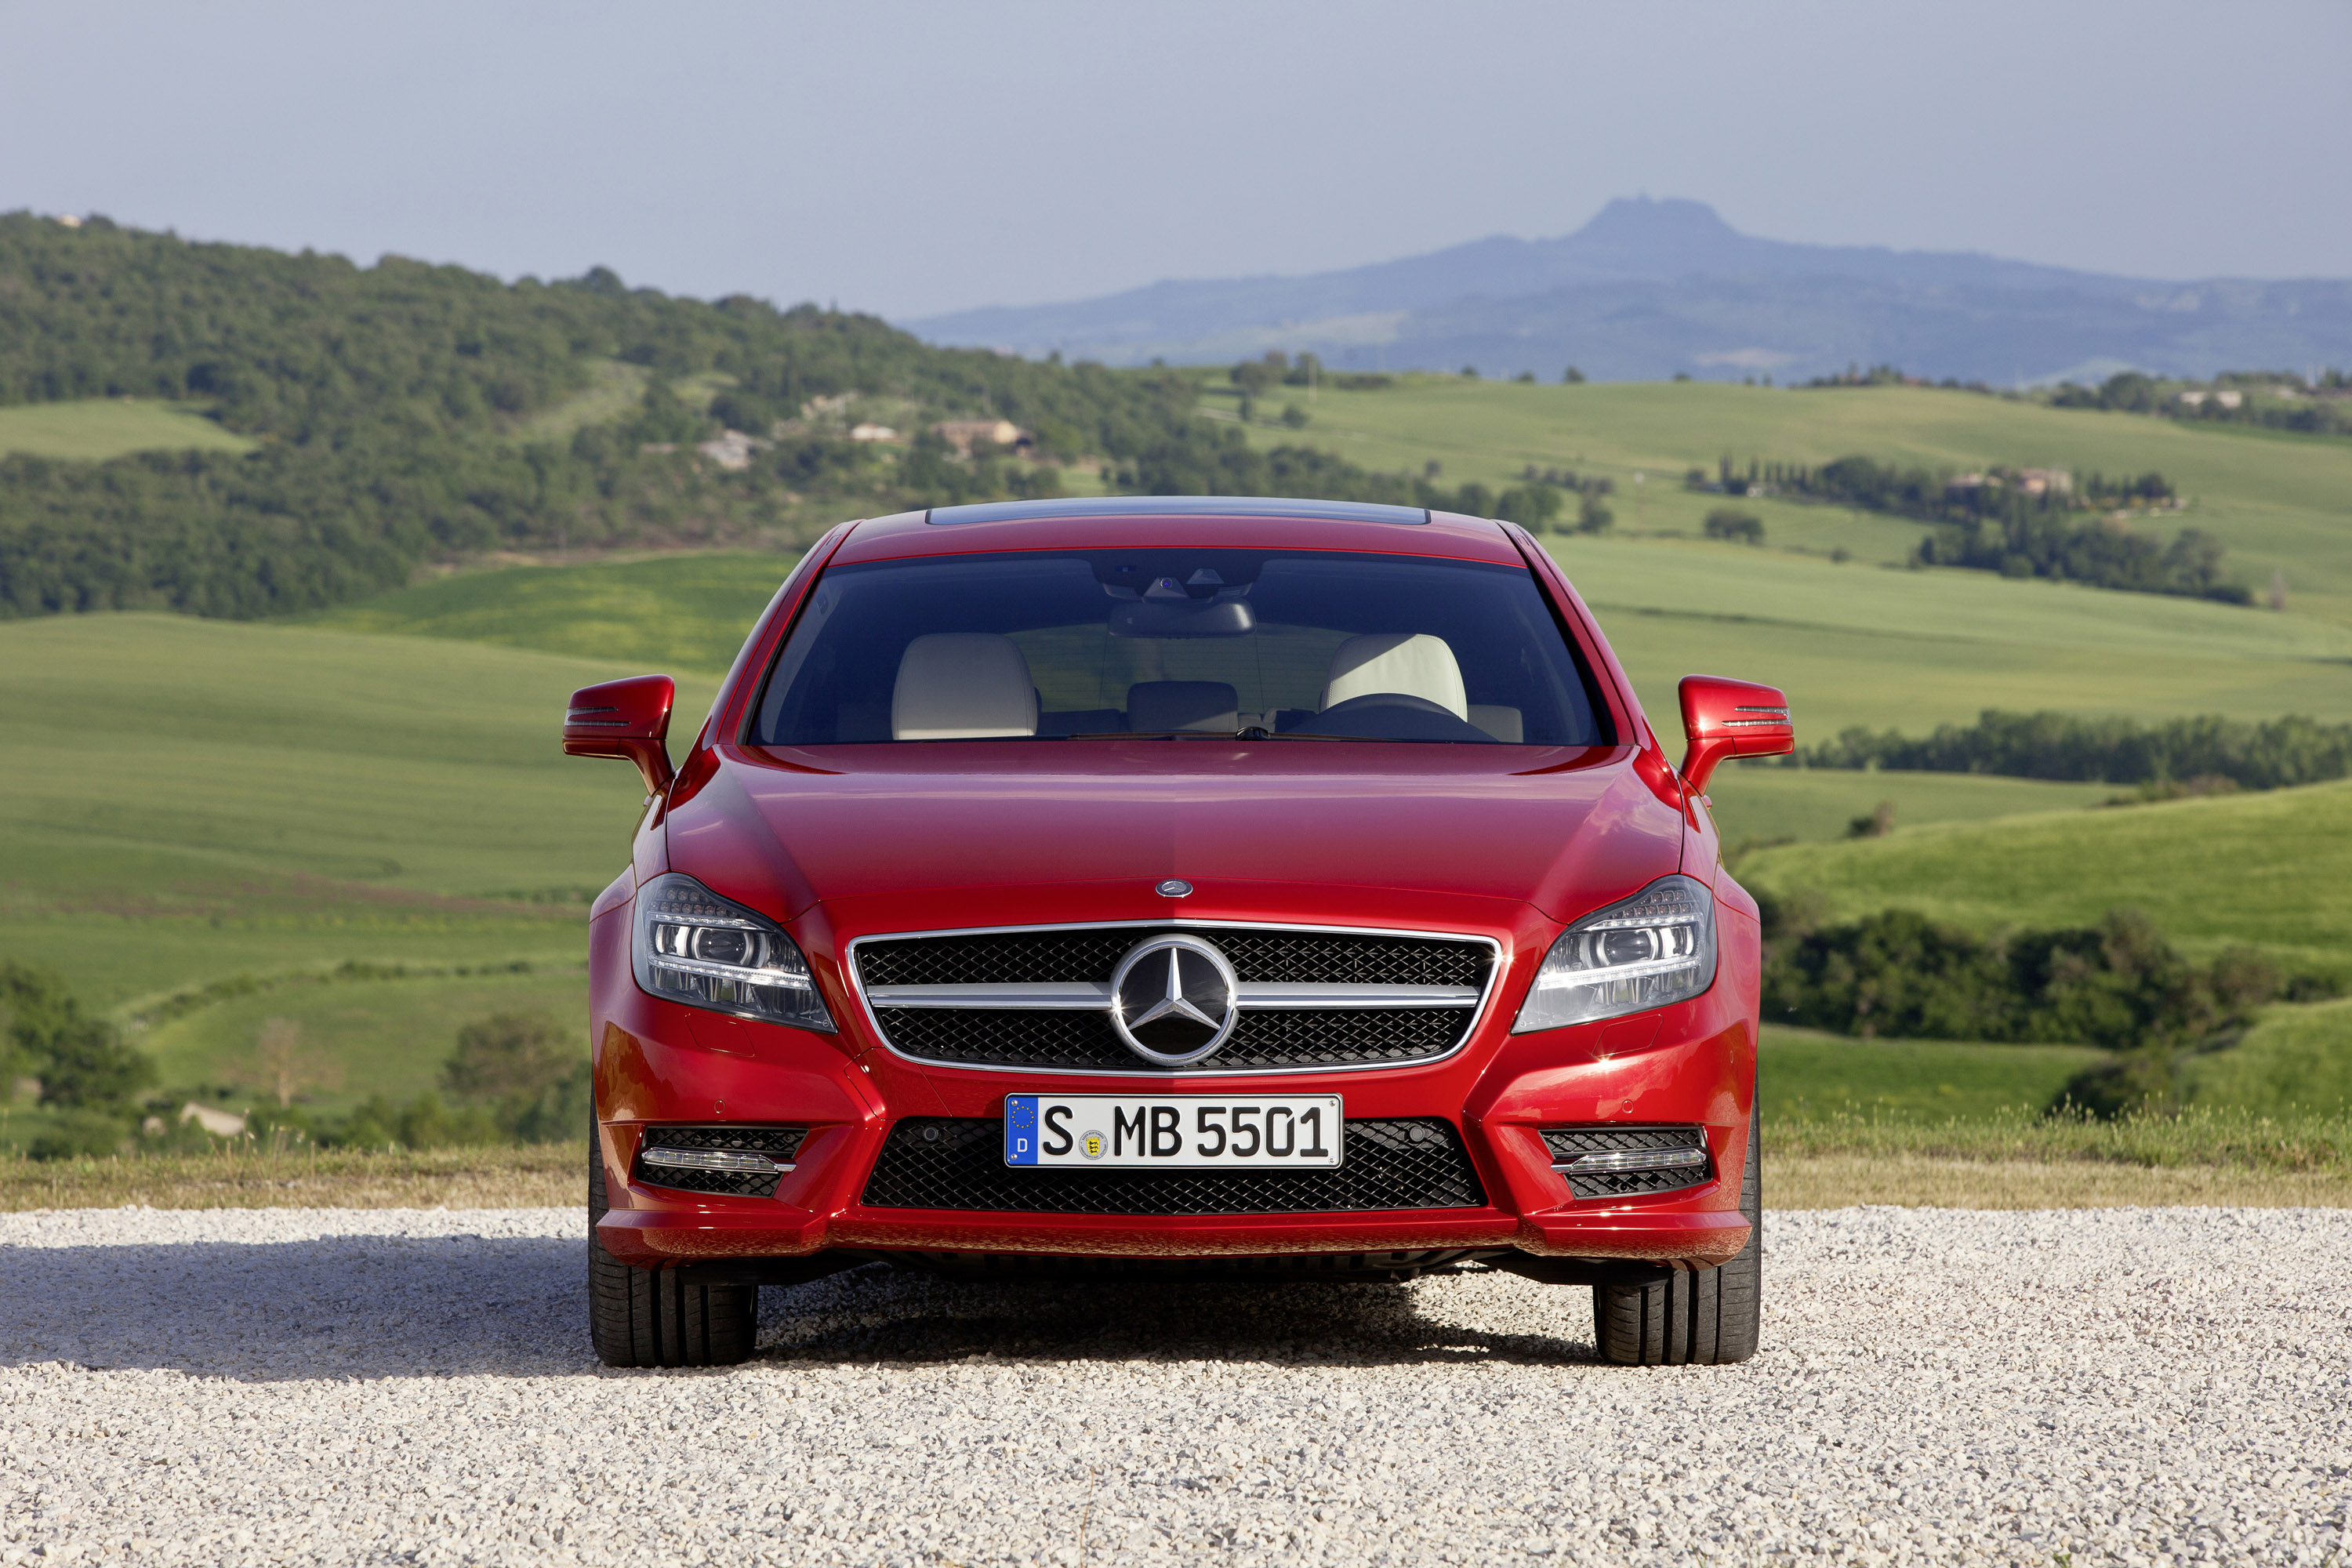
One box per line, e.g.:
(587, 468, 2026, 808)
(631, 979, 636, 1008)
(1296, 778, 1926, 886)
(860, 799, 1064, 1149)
(750, 549, 1612, 746)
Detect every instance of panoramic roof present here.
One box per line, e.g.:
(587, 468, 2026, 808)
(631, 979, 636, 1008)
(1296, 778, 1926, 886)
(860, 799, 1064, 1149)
(927, 496, 1430, 527)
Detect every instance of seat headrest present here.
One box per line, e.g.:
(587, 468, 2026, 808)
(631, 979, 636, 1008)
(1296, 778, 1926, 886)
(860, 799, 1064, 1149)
(1323, 633, 1468, 719)
(891, 633, 1039, 740)
(1127, 681, 1239, 733)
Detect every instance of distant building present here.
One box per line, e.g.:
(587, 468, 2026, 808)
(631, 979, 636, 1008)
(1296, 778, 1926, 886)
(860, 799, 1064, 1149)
(695, 429, 766, 470)
(2014, 467, 2072, 497)
(848, 423, 900, 443)
(2215, 389, 2243, 409)
(931, 418, 1033, 456)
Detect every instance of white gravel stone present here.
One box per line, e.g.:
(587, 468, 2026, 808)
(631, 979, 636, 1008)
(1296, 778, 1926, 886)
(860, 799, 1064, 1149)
(1, 1204, 2346, 1565)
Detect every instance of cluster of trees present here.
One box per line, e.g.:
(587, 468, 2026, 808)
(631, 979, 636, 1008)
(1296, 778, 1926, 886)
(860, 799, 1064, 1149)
(1756, 902, 2331, 1112)
(1692, 451, 2239, 603)
(0, 962, 157, 1155)
(1788, 709, 2352, 791)
(0, 961, 593, 1160)
(2049, 369, 2352, 438)
(0, 216, 1449, 620)
(1704, 506, 1764, 544)
(245, 1010, 589, 1151)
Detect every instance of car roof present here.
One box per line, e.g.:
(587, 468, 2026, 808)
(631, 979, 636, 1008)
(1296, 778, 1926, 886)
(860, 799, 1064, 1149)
(831, 497, 1523, 566)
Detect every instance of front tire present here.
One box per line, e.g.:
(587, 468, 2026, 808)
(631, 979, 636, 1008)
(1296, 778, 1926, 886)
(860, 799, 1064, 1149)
(1593, 1109, 1761, 1366)
(589, 1131, 758, 1367)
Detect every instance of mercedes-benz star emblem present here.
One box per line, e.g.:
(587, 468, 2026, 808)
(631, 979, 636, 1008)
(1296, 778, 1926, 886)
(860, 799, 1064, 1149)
(1155, 878, 1192, 898)
(1108, 934, 1240, 1066)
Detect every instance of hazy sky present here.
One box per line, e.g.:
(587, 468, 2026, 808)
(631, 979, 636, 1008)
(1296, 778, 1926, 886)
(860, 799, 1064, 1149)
(2, 1, 2342, 320)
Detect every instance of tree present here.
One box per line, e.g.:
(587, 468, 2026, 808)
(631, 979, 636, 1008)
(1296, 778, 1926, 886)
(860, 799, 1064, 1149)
(1563, 366, 1585, 384)
(1576, 494, 1614, 533)
(1704, 507, 1765, 544)
(443, 1011, 572, 1105)
(0, 960, 154, 1109)
(237, 1016, 343, 1107)
(1496, 485, 1563, 532)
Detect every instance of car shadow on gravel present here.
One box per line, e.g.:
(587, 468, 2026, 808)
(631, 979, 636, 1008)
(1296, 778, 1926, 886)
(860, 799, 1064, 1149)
(757, 1264, 1602, 1367)
(0, 1240, 1597, 1381)
(0, 1234, 590, 1381)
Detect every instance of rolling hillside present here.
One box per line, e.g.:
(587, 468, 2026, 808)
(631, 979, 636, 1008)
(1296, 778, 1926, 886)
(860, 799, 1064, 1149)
(1737, 779, 2352, 980)
(1234, 376, 2352, 622)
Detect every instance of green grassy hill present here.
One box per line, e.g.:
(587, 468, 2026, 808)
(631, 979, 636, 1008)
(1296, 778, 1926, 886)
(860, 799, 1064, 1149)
(1533, 533, 2352, 738)
(0, 398, 255, 460)
(0, 612, 716, 1016)
(1235, 376, 2352, 622)
(1738, 778, 2352, 978)
(306, 550, 797, 673)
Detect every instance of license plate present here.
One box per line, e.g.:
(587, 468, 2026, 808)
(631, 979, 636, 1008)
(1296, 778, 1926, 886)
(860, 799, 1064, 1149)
(1004, 1094, 1344, 1169)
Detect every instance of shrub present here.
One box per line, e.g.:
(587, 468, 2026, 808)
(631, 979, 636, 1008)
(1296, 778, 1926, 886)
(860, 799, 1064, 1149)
(1704, 507, 1764, 544)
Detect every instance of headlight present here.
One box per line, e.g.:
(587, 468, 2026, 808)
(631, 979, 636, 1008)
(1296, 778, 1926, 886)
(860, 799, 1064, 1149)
(1512, 873, 1717, 1033)
(631, 873, 835, 1033)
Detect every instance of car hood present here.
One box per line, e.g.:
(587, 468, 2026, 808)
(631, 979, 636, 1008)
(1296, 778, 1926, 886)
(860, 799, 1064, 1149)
(664, 740, 1686, 931)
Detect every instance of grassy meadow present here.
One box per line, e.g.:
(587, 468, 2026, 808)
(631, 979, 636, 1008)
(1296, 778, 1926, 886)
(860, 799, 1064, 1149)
(1228, 376, 2352, 622)
(307, 550, 795, 673)
(5, 376, 2347, 1189)
(1737, 778, 2352, 979)
(0, 397, 256, 460)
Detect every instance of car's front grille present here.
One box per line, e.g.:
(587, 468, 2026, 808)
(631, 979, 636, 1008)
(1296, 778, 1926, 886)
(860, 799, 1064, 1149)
(1540, 1125, 1711, 1200)
(858, 928, 1489, 989)
(853, 923, 1497, 1073)
(873, 1005, 1474, 1072)
(632, 1124, 806, 1199)
(860, 1116, 1487, 1214)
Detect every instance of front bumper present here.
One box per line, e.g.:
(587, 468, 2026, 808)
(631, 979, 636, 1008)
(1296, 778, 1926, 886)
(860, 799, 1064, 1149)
(588, 896, 1759, 1272)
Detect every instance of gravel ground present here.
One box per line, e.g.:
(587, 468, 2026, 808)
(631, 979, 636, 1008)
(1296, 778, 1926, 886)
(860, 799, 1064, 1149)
(1, 1207, 2347, 1566)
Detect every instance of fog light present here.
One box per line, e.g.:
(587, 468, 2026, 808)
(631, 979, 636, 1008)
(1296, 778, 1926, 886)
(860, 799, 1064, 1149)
(641, 1145, 793, 1175)
(1551, 1146, 1708, 1174)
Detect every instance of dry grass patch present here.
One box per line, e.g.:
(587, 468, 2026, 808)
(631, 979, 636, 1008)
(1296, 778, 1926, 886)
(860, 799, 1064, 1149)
(0, 1143, 581, 1212)
(1772, 1153, 2352, 1210)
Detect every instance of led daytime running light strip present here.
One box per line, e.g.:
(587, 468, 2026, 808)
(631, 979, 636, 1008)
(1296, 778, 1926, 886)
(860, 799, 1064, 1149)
(641, 1145, 794, 1175)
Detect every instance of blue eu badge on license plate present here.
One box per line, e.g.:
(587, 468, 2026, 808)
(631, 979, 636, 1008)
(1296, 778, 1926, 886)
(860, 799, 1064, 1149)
(1004, 1095, 1041, 1165)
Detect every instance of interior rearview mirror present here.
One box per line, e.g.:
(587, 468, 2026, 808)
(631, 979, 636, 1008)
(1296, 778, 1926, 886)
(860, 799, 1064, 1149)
(564, 674, 677, 796)
(1677, 674, 1793, 795)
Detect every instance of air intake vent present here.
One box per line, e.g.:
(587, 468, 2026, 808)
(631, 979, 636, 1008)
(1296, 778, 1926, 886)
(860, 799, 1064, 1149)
(633, 1125, 807, 1199)
(1540, 1125, 1711, 1200)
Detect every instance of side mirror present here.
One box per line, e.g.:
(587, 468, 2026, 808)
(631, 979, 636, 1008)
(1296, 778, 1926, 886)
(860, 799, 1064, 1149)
(564, 675, 677, 797)
(1677, 675, 1793, 796)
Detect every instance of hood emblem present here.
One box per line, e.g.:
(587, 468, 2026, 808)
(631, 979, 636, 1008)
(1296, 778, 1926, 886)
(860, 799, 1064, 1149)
(1109, 935, 1239, 1066)
(1156, 878, 1192, 898)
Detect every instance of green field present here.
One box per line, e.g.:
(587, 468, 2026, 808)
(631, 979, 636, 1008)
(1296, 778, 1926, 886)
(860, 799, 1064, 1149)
(2183, 998, 2352, 1115)
(1232, 376, 2352, 623)
(1705, 766, 2111, 848)
(0, 397, 256, 459)
(1760, 1027, 2100, 1120)
(0, 613, 717, 1015)
(1739, 779, 2352, 979)
(13, 370, 2352, 1133)
(307, 550, 796, 673)
(1534, 533, 2352, 735)
(141, 966, 593, 1113)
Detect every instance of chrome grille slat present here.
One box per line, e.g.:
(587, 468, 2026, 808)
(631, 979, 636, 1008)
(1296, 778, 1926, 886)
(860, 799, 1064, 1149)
(850, 920, 1500, 1076)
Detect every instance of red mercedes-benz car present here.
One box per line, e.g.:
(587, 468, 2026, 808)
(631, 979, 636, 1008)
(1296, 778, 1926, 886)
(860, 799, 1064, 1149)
(565, 497, 1791, 1368)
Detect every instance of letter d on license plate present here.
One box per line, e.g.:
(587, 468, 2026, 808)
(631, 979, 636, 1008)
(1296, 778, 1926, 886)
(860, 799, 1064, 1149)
(1004, 1094, 1344, 1170)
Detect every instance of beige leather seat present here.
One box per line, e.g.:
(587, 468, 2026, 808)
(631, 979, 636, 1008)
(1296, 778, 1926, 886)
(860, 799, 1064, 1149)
(891, 633, 1039, 739)
(1322, 633, 1468, 719)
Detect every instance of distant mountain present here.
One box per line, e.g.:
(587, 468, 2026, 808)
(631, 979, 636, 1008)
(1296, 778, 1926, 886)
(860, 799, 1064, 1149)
(905, 198, 2352, 385)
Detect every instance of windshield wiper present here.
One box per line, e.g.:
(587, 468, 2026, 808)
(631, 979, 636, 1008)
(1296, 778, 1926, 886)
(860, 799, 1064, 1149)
(1060, 729, 1232, 740)
(1058, 728, 1420, 742)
